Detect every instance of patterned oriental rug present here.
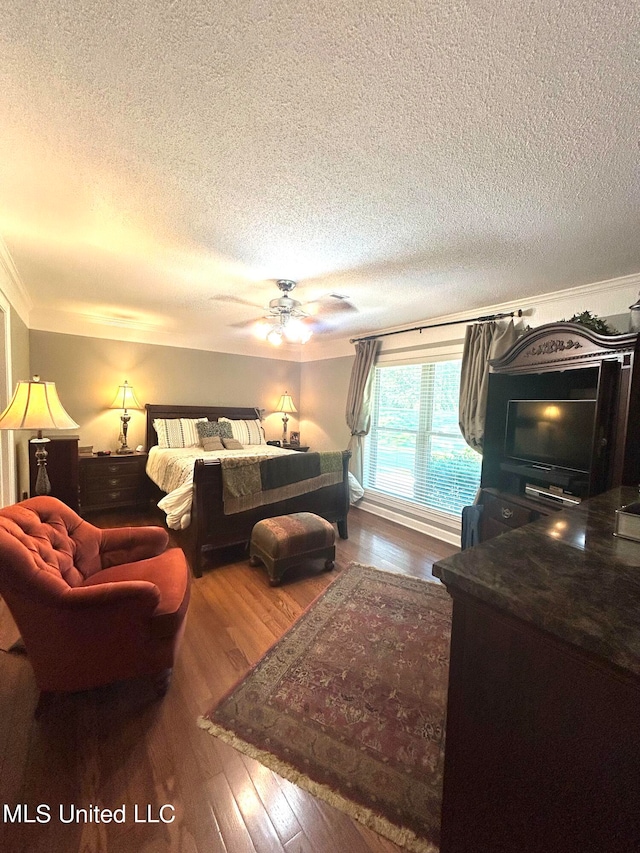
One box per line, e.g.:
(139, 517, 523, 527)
(198, 562, 452, 853)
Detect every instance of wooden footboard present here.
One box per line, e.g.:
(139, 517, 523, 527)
(178, 450, 351, 577)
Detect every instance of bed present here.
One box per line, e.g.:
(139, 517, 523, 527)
(145, 404, 351, 577)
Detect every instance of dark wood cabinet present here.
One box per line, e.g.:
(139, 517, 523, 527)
(78, 452, 149, 514)
(439, 589, 640, 853)
(435, 488, 640, 853)
(478, 323, 640, 542)
(478, 487, 552, 541)
(29, 435, 79, 511)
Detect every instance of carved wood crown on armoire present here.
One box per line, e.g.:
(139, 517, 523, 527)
(477, 322, 640, 543)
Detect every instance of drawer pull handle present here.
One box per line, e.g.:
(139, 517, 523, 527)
(108, 478, 120, 486)
(501, 507, 513, 519)
(108, 492, 121, 500)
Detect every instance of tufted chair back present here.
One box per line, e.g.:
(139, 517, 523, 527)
(0, 496, 190, 696)
(0, 498, 106, 594)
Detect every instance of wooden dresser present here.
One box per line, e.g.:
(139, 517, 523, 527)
(78, 452, 149, 514)
(434, 487, 640, 852)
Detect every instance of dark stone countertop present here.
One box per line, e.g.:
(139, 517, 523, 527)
(433, 487, 640, 678)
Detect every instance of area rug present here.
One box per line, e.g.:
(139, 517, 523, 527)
(198, 562, 452, 853)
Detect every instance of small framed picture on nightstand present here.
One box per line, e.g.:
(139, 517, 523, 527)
(289, 431, 300, 446)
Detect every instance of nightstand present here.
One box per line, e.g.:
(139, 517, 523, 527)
(79, 452, 149, 514)
(282, 444, 310, 452)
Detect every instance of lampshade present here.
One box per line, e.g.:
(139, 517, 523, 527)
(0, 376, 79, 431)
(276, 393, 297, 414)
(109, 380, 141, 411)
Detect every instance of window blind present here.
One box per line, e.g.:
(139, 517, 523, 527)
(363, 360, 481, 516)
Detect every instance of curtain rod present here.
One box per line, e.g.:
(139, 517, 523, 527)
(349, 309, 525, 344)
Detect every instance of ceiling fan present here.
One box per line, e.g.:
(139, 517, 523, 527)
(212, 279, 358, 345)
(260, 279, 310, 345)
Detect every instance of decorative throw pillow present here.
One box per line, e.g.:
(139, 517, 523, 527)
(221, 437, 244, 450)
(154, 417, 206, 448)
(201, 435, 225, 452)
(196, 420, 233, 443)
(218, 417, 265, 445)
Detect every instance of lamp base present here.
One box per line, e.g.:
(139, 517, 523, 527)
(31, 436, 52, 496)
(116, 412, 133, 454)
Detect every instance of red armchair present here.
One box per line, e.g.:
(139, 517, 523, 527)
(0, 496, 190, 696)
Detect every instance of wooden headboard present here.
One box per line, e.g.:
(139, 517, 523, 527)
(145, 404, 261, 450)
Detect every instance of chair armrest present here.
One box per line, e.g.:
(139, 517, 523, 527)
(61, 580, 161, 611)
(99, 526, 169, 569)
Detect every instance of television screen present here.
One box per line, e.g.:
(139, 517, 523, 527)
(504, 399, 597, 473)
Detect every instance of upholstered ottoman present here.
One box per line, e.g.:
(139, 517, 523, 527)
(249, 512, 336, 585)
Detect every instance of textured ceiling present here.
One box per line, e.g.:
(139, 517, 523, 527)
(1, 1, 639, 358)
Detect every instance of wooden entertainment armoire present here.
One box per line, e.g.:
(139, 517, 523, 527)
(477, 321, 640, 541)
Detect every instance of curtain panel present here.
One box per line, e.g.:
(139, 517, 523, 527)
(459, 320, 518, 454)
(345, 338, 380, 485)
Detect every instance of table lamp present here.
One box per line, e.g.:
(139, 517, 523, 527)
(276, 392, 297, 445)
(110, 380, 142, 454)
(0, 375, 79, 495)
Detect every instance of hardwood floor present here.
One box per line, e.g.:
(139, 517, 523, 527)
(0, 506, 458, 853)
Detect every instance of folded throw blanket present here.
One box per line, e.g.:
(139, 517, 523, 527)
(220, 451, 345, 514)
(260, 451, 320, 491)
(219, 455, 264, 498)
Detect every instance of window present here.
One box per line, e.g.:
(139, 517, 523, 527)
(364, 360, 481, 516)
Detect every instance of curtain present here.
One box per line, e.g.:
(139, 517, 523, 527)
(345, 338, 380, 484)
(459, 319, 518, 454)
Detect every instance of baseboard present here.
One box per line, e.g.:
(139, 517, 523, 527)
(357, 498, 461, 547)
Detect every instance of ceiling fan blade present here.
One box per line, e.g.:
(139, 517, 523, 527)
(230, 316, 264, 329)
(221, 280, 357, 340)
(209, 294, 263, 308)
(304, 293, 359, 315)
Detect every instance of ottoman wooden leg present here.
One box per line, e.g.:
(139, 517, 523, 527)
(249, 555, 261, 567)
(324, 559, 335, 571)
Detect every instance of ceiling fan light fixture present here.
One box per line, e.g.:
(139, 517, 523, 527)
(266, 326, 283, 346)
(257, 280, 313, 346)
(283, 317, 311, 343)
(298, 326, 312, 344)
(253, 320, 271, 340)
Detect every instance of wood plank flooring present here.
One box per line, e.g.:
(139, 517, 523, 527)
(0, 506, 457, 853)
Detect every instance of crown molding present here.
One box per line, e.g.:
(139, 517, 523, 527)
(301, 272, 640, 361)
(522, 271, 640, 309)
(354, 271, 640, 341)
(0, 237, 32, 326)
(17, 268, 640, 363)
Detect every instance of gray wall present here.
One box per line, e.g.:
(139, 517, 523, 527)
(29, 331, 303, 451)
(10, 306, 29, 380)
(25, 307, 637, 464)
(300, 355, 354, 451)
(10, 306, 30, 498)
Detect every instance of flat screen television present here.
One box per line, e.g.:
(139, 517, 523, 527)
(504, 399, 597, 474)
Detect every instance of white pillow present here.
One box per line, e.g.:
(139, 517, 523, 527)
(218, 417, 265, 445)
(154, 417, 206, 448)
